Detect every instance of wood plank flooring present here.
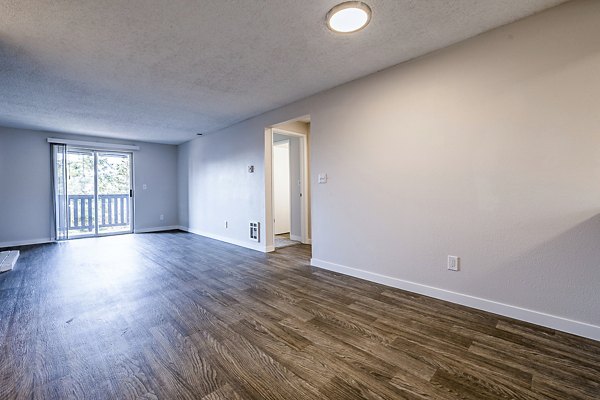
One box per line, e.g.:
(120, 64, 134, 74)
(0, 231, 599, 399)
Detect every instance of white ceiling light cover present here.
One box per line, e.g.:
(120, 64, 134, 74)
(327, 2, 372, 33)
(0, 0, 567, 144)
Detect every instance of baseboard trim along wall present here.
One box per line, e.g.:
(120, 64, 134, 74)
(178, 226, 268, 253)
(134, 226, 180, 234)
(0, 237, 52, 249)
(310, 258, 600, 341)
(0, 228, 180, 247)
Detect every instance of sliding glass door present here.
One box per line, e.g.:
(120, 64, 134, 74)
(97, 152, 132, 235)
(53, 147, 133, 239)
(67, 149, 97, 238)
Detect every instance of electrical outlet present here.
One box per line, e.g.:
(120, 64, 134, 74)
(160, 214, 164, 221)
(447, 256, 459, 271)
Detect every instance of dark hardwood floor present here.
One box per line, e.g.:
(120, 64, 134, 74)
(0, 231, 599, 399)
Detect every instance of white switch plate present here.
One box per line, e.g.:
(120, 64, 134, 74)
(142, 184, 148, 190)
(447, 256, 460, 271)
(318, 173, 327, 184)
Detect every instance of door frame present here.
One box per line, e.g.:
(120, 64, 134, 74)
(66, 146, 135, 239)
(264, 127, 310, 252)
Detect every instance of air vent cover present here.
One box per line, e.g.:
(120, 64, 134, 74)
(249, 222, 260, 242)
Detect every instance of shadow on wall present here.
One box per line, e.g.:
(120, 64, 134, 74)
(478, 212, 600, 326)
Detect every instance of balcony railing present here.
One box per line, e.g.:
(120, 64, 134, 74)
(64, 194, 130, 231)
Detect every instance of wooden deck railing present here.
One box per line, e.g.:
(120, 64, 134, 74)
(65, 194, 130, 231)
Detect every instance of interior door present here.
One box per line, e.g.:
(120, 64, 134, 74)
(97, 152, 133, 235)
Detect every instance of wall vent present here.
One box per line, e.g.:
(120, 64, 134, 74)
(249, 222, 260, 242)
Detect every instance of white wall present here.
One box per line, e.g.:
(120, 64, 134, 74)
(273, 140, 291, 234)
(178, 127, 266, 250)
(0, 126, 178, 246)
(177, 0, 600, 339)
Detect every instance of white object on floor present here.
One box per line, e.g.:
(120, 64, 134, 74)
(0, 250, 19, 272)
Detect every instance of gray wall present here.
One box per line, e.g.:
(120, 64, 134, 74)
(0, 126, 178, 246)
(177, 0, 600, 338)
(178, 125, 265, 250)
(288, 137, 301, 239)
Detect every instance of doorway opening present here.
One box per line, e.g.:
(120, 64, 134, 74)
(273, 138, 296, 248)
(55, 147, 134, 239)
(265, 116, 311, 252)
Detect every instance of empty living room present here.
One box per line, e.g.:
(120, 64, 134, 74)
(1, 0, 600, 399)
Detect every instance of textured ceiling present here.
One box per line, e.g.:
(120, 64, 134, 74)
(0, 0, 567, 144)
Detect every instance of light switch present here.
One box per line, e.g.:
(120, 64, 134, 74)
(318, 173, 327, 184)
(142, 184, 148, 190)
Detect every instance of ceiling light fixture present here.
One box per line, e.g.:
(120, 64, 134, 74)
(326, 2, 372, 34)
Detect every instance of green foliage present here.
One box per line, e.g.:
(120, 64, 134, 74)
(67, 152, 130, 194)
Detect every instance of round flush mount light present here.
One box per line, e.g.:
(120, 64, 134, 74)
(326, 2, 372, 34)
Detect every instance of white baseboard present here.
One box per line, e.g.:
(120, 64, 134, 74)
(178, 226, 268, 253)
(134, 225, 179, 233)
(310, 258, 600, 341)
(0, 238, 52, 249)
(1, 227, 180, 247)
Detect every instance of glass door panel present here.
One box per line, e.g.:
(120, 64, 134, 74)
(97, 152, 132, 235)
(66, 149, 96, 238)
